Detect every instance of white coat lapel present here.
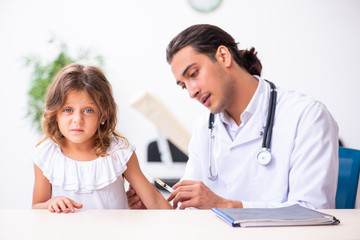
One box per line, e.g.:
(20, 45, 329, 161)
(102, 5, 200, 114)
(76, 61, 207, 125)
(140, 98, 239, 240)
(230, 119, 264, 147)
(212, 118, 233, 144)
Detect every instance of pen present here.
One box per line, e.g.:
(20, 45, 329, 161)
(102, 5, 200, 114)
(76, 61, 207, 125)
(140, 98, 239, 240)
(154, 178, 174, 193)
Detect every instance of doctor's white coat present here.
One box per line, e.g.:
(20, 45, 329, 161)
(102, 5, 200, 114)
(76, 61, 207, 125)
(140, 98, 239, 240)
(183, 78, 339, 209)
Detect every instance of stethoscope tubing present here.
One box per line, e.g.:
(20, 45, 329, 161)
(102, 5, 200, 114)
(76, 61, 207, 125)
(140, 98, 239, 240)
(207, 80, 277, 180)
(263, 80, 277, 150)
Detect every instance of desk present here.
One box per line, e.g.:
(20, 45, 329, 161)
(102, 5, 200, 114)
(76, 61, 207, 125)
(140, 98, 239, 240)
(0, 209, 359, 240)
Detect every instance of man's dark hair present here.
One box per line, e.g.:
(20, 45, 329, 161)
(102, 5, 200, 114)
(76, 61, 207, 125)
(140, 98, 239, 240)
(166, 24, 262, 76)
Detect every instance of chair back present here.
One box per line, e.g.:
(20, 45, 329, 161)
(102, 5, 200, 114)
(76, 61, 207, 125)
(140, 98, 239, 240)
(335, 147, 360, 209)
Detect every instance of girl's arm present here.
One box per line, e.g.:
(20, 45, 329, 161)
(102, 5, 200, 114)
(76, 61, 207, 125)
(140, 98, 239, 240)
(32, 164, 52, 209)
(32, 164, 82, 213)
(123, 153, 172, 209)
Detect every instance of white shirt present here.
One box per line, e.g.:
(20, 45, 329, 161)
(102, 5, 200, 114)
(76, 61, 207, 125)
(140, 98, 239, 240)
(183, 77, 339, 209)
(34, 137, 134, 209)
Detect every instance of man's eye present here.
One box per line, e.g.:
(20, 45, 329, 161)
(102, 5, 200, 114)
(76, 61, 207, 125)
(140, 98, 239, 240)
(177, 82, 187, 90)
(190, 70, 198, 78)
(84, 109, 94, 114)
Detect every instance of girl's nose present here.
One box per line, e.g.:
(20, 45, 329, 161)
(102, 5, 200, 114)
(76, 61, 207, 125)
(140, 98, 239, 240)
(73, 111, 83, 124)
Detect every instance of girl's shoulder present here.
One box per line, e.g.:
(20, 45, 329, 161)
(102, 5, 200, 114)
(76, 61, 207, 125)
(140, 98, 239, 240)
(34, 139, 61, 165)
(107, 136, 136, 164)
(35, 138, 59, 150)
(107, 136, 131, 150)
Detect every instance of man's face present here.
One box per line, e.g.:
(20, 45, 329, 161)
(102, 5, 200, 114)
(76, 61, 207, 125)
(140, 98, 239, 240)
(171, 46, 234, 114)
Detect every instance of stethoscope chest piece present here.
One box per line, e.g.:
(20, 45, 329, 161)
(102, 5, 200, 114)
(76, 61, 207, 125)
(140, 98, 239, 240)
(256, 148, 272, 166)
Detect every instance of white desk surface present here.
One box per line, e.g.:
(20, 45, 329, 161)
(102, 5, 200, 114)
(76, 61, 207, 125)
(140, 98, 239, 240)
(0, 209, 359, 240)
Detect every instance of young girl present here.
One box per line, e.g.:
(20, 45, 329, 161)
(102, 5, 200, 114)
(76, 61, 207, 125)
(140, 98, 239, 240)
(32, 63, 171, 213)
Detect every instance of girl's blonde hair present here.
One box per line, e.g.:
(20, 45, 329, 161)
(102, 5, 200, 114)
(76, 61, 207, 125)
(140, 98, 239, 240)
(39, 63, 127, 156)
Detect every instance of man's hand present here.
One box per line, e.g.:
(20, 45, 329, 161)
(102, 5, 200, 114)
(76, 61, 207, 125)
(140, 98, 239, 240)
(167, 180, 243, 209)
(126, 185, 147, 209)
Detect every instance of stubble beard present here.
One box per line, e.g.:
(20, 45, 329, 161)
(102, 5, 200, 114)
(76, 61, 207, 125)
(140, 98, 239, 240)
(210, 77, 235, 114)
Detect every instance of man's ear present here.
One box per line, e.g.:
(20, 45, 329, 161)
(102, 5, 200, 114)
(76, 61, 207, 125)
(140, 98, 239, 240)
(215, 45, 232, 67)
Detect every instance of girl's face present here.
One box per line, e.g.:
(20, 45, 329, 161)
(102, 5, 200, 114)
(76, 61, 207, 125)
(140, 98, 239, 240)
(56, 90, 100, 149)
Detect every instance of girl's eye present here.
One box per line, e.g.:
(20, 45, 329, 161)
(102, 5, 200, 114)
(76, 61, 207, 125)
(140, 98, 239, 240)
(181, 84, 187, 90)
(63, 108, 72, 113)
(84, 108, 94, 114)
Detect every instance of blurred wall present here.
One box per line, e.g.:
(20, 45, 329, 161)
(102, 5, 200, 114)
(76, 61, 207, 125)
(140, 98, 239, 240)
(0, 0, 359, 208)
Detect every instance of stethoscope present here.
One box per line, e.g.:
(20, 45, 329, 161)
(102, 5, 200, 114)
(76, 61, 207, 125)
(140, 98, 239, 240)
(207, 80, 277, 181)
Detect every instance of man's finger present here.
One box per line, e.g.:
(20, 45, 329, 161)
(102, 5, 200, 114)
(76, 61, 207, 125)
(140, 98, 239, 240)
(126, 188, 135, 198)
(172, 180, 199, 189)
(129, 194, 140, 205)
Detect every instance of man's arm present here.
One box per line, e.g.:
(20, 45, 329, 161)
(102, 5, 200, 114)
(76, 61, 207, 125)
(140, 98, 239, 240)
(285, 101, 339, 209)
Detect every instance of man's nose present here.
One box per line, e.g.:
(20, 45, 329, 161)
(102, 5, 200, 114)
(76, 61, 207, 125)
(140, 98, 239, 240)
(187, 83, 200, 99)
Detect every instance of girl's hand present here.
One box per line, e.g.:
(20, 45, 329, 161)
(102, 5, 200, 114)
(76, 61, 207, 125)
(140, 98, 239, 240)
(47, 196, 83, 213)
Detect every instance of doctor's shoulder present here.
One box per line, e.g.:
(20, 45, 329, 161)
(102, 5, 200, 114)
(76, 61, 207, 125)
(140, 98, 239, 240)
(276, 87, 329, 115)
(276, 87, 338, 128)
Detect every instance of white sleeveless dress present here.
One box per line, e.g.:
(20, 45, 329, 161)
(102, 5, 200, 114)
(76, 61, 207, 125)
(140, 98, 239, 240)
(34, 137, 134, 209)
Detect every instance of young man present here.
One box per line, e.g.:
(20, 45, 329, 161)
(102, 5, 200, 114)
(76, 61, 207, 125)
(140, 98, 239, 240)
(128, 24, 339, 209)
